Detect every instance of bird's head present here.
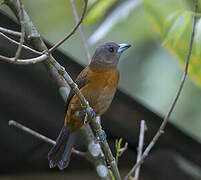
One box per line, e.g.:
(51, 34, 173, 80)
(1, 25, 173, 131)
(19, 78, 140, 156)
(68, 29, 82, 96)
(90, 42, 131, 69)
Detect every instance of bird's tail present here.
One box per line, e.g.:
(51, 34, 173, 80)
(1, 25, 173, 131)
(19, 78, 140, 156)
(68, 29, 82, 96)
(48, 126, 76, 170)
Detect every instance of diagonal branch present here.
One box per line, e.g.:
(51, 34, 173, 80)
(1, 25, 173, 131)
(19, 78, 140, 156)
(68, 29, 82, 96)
(48, 0, 88, 54)
(69, 2, 120, 179)
(0, 53, 48, 64)
(8, 120, 88, 159)
(124, 0, 198, 177)
(13, 0, 25, 61)
(0, 32, 42, 55)
(0, 27, 22, 37)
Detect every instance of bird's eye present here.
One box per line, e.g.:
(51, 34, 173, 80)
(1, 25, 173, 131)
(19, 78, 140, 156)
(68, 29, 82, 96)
(108, 47, 114, 53)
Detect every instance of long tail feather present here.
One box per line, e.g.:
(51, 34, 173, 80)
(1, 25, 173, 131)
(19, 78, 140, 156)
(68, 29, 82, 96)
(48, 126, 75, 170)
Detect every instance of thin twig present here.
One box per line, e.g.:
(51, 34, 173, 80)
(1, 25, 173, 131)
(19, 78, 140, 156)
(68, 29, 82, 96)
(0, 27, 22, 37)
(124, 121, 145, 180)
(48, 0, 88, 54)
(0, 54, 48, 64)
(119, 142, 128, 157)
(13, 0, 25, 61)
(8, 120, 87, 158)
(124, 0, 198, 177)
(9, 120, 55, 145)
(0, 32, 42, 55)
(134, 120, 145, 180)
(70, 0, 91, 62)
(115, 138, 128, 165)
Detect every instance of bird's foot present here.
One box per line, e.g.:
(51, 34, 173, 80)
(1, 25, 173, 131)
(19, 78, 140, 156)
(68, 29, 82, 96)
(84, 112, 88, 124)
(79, 107, 96, 124)
(94, 130, 107, 143)
(88, 107, 96, 120)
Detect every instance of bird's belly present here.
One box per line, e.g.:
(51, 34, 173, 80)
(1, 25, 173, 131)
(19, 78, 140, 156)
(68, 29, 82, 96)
(92, 87, 116, 115)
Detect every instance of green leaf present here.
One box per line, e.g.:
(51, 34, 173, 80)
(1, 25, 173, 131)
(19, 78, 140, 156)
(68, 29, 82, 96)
(163, 11, 191, 47)
(85, 0, 116, 24)
(144, 0, 201, 87)
(117, 137, 123, 150)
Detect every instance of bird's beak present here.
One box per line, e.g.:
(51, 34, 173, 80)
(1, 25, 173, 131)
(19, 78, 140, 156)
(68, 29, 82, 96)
(117, 44, 131, 53)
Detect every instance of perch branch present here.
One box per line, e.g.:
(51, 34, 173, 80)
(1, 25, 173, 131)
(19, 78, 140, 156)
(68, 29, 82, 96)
(48, 0, 88, 54)
(91, 116, 122, 180)
(124, 0, 198, 177)
(69, 2, 120, 179)
(48, 47, 121, 179)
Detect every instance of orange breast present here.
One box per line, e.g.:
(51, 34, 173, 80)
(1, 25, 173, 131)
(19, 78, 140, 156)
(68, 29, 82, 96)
(65, 68, 119, 131)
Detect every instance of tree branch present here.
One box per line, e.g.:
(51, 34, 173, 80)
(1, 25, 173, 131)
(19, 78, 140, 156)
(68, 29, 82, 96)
(124, 0, 198, 175)
(0, 53, 48, 64)
(0, 27, 22, 37)
(91, 116, 122, 180)
(0, 1, 44, 65)
(69, 1, 120, 178)
(69, 2, 120, 179)
(0, 32, 42, 55)
(124, 120, 145, 180)
(48, 0, 88, 54)
(8, 120, 88, 159)
(13, 0, 25, 61)
(70, 0, 91, 62)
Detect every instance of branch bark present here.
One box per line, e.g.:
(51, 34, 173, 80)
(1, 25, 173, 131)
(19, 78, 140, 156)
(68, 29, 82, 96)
(0, 27, 22, 37)
(13, 0, 25, 61)
(0, 32, 42, 55)
(124, 120, 145, 180)
(0, 53, 48, 64)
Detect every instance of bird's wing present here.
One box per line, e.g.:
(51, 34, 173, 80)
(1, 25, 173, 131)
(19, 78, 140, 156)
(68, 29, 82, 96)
(65, 66, 90, 110)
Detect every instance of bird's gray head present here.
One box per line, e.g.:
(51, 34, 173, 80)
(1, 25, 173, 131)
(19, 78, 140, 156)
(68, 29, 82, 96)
(90, 42, 131, 69)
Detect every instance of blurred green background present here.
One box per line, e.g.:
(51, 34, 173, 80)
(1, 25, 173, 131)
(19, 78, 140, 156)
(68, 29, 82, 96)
(1, 0, 201, 143)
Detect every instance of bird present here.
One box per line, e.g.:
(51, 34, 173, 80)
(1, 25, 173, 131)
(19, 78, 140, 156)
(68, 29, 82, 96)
(48, 42, 131, 170)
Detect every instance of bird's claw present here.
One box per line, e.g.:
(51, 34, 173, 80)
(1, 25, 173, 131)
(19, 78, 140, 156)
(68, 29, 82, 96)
(79, 107, 96, 124)
(84, 112, 88, 124)
(88, 107, 96, 119)
(94, 130, 107, 143)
